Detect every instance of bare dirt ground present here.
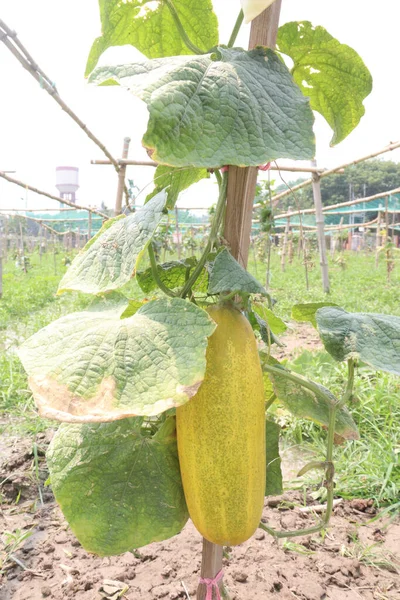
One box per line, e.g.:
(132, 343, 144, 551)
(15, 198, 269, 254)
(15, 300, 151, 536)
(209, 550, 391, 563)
(274, 322, 323, 361)
(1, 432, 399, 600)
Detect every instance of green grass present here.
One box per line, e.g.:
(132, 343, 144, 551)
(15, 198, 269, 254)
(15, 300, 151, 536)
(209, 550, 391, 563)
(247, 248, 400, 318)
(1, 246, 399, 508)
(278, 350, 400, 507)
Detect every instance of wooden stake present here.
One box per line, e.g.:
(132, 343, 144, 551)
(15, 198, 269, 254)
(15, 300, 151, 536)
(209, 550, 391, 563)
(375, 210, 382, 268)
(224, 0, 281, 267)
(115, 137, 131, 216)
(175, 206, 181, 259)
(0, 217, 3, 298)
(311, 160, 330, 293)
(281, 216, 290, 272)
(385, 196, 389, 242)
(197, 4, 282, 599)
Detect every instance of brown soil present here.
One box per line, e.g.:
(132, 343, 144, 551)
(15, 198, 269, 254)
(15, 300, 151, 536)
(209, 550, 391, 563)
(1, 433, 399, 600)
(274, 322, 323, 361)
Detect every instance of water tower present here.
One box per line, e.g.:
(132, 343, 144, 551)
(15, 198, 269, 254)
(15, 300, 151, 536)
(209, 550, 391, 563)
(56, 166, 79, 204)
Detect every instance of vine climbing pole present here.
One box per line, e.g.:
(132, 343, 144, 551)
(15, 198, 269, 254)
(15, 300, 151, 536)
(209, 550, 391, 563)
(196, 3, 282, 599)
(311, 160, 330, 293)
(114, 137, 131, 216)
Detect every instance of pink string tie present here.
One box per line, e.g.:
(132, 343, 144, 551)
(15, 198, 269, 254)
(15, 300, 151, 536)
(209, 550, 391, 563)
(199, 569, 224, 600)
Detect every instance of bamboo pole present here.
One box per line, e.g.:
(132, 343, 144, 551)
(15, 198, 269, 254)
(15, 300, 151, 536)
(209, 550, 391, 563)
(197, 5, 282, 599)
(375, 211, 382, 268)
(385, 196, 389, 242)
(0, 171, 108, 218)
(312, 161, 330, 293)
(91, 158, 326, 174)
(273, 186, 400, 220)
(175, 206, 182, 260)
(280, 216, 290, 272)
(115, 137, 131, 215)
(0, 20, 125, 192)
(269, 140, 400, 206)
(0, 216, 3, 298)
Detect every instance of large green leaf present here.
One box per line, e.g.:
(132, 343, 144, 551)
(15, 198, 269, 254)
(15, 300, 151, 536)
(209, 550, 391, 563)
(265, 419, 283, 496)
(137, 257, 208, 294)
(146, 166, 209, 209)
(58, 192, 166, 295)
(47, 417, 188, 555)
(208, 248, 267, 295)
(316, 307, 400, 375)
(90, 47, 315, 167)
(277, 22, 373, 145)
(291, 302, 338, 328)
(266, 366, 359, 440)
(85, 0, 218, 76)
(19, 297, 215, 421)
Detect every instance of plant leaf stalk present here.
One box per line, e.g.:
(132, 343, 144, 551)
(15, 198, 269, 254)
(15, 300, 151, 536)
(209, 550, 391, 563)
(180, 171, 228, 298)
(164, 0, 206, 55)
(259, 405, 337, 539)
(227, 10, 244, 48)
(262, 364, 334, 406)
(260, 359, 357, 540)
(148, 243, 177, 297)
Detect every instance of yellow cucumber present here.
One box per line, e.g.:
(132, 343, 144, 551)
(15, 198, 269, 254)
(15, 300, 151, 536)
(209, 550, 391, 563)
(176, 304, 266, 546)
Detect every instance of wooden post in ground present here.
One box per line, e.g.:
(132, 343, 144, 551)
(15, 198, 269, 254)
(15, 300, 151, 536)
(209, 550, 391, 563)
(311, 160, 330, 293)
(196, 3, 282, 599)
(0, 216, 3, 298)
(385, 196, 389, 242)
(175, 206, 182, 260)
(375, 210, 382, 268)
(114, 137, 131, 216)
(280, 216, 290, 271)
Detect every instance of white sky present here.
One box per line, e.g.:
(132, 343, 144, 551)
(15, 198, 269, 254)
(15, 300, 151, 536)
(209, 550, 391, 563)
(1, 0, 400, 211)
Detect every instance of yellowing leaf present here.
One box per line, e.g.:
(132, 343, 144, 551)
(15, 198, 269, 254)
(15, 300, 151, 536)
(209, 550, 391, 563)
(240, 0, 275, 24)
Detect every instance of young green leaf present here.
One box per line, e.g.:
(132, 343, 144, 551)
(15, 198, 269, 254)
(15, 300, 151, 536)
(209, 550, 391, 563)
(292, 302, 338, 328)
(47, 417, 188, 555)
(90, 47, 315, 167)
(146, 166, 209, 209)
(85, 0, 218, 76)
(265, 419, 283, 496)
(277, 22, 373, 145)
(19, 297, 215, 421)
(253, 302, 287, 335)
(58, 191, 167, 295)
(265, 366, 359, 440)
(240, 0, 275, 24)
(208, 248, 267, 295)
(316, 307, 400, 375)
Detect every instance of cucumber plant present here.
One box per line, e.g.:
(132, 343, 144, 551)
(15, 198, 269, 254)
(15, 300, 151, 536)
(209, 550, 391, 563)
(17, 0, 400, 596)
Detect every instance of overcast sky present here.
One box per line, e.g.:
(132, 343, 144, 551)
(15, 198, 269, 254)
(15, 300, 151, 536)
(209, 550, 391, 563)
(1, 0, 399, 211)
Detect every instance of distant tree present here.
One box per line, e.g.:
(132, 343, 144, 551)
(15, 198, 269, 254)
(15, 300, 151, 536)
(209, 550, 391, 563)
(265, 159, 400, 212)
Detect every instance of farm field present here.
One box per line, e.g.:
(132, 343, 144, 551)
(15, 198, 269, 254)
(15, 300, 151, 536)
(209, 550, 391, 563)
(1, 248, 399, 599)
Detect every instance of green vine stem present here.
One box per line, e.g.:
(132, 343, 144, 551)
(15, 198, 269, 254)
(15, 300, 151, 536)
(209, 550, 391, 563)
(259, 405, 337, 539)
(262, 364, 334, 406)
(148, 243, 177, 298)
(265, 394, 277, 411)
(164, 0, 206, 55)
(339, 358, 355, 407)
(180, 171, 228, 298)
(228, 10, 244, 48)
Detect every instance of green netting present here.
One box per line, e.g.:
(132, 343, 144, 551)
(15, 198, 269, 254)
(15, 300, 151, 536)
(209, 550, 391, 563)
(25, 210, 105, 235)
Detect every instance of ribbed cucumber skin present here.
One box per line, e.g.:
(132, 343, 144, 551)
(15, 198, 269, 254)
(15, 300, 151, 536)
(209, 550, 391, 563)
(176, 304, 266, 546)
